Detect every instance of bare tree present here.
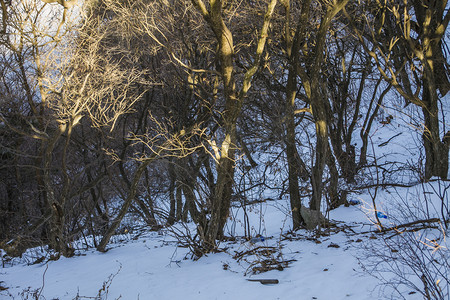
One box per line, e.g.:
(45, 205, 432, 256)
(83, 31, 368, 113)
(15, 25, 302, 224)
(345, 0, 450, 180)
(185, 0, 279, 251)
(0, 0, 145, 258)
(269, 0, 349, 228)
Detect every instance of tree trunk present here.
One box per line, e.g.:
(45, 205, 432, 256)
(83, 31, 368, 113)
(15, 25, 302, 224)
(306, 0, 349, 218)
(326, 142, 342, 209)
(182, 183, 200, 223)
(42, 123, 74, 258)
(191, 0, 277, 251)
(422, 77, 449, 180)
(204, 134, 236, 250)
(97, 158, 153, 252)
(176, 182, 183, 222)
(167, 162, 177, 225)
(282, 0, 311, 230)
(422, 107, 449, 180)
(309, 95, 329, 213)
(179, 156, 202, 223)
(286, 69, 305, 229)
(404, 0, 449, 180)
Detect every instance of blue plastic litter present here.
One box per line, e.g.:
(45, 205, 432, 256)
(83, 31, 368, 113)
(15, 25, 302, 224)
(250, 236, 265, 243)
(376, 211, 388, 219)
(349, 199, 361, 205)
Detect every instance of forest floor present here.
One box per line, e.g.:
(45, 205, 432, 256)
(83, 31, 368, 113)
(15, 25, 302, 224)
(3, 183, 447, 300)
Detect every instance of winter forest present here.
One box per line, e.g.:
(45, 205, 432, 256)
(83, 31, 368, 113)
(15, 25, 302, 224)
(0, 0, 449, 299)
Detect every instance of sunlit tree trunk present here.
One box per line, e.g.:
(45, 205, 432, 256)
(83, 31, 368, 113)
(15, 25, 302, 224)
(191, 0, 277, 250)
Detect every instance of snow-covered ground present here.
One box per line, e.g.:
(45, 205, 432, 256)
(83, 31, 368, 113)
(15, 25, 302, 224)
(3, 189, 446, 300)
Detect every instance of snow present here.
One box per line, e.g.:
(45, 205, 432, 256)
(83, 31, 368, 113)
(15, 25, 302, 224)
(1, 196, 434, 300)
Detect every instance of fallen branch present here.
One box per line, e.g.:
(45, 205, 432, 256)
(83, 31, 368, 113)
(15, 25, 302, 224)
(233, 246, 277, 262)
(360, 218, 441, 234)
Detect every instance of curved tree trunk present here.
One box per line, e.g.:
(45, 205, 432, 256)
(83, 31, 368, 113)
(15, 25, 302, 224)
(97, 158, 153, 252)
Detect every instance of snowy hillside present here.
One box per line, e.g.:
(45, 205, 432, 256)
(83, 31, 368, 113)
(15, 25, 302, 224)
(1, 1, 449, 299)
(2, 188, 448, 300)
